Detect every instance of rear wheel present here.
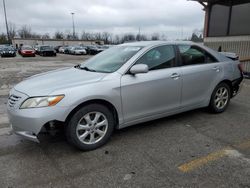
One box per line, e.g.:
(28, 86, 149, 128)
(209, 82, 231, 113)
(66, 104, 115, 151)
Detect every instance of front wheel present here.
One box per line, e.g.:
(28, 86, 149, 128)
(209, 82, 231, 113)
(66, 104, 115, 151)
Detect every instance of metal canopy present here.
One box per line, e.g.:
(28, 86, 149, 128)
(191, 0, 250, 6)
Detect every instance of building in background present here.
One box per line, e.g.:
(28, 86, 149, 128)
(192, 0, 250, 72)
(12, 38, 104, 49)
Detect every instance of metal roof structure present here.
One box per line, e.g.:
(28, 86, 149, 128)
(191, 0, 250, 7)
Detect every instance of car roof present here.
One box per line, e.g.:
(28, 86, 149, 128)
(120, 41, 196, 47)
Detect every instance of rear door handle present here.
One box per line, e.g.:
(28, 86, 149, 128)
(171, 73, 180, 79)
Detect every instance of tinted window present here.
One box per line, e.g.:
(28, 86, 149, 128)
(136, 45, 176, 70)
(230, 3, 250, 35)
(40, 46, 52, 50)
(209, 4, 230, 37)
(178, 45, 217, 66)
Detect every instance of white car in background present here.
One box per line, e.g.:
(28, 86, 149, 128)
(70, 46, 87, 55)
(58, 46, 66, 53)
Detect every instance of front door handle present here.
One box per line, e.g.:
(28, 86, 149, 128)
(171, 73, 180, 79)
(212, 66, 220, 72)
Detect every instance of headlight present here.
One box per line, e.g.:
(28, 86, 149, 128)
(20, 95, 64, 109)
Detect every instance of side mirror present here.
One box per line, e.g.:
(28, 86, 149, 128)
(130, 64, 149, 74)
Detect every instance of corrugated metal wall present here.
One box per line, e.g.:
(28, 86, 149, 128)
(204, 36, 250, 73)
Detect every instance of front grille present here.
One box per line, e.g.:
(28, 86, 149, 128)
(8, 95, 21, 107)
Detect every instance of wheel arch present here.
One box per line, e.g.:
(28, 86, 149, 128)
(217, 79, 233, 98)
(65, 99, 119, 129)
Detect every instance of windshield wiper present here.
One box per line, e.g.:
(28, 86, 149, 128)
(75, 65, 96, 72)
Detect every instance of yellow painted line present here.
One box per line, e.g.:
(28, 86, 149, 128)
(178, 148, 229, 173)
(178, 139, 250, 173)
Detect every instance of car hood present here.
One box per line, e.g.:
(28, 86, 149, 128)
(14, 67, 107, 96)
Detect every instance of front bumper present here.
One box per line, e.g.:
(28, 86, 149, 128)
(22, 53, 35, 57)
(7, 89, 72, 142)
(1, 53, 16, 57)
(15, 130, 40, 142)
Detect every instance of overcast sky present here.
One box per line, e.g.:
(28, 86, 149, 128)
(0, 0, 204, 39)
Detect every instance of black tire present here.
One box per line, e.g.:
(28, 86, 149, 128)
(66, 104, 115, 151)
(209, 82, 231, 113)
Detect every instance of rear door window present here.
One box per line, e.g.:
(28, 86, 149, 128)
(178, 45, 217, 66)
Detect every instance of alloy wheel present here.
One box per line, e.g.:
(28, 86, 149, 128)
(76, 112, 108, 145)
(214, 87, 229, 109)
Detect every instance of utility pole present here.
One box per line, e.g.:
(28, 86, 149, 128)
(3, 0, 10, 43)
(71, 12, 75, 39)
(138, 27, 141, 41)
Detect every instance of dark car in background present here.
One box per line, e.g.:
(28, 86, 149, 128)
(19, 46, 36, 57)
(86, 45, 109, 55)
(64, 46, 73, 54)
(0, 46, 16, 57)
(37, 46, 56, 56)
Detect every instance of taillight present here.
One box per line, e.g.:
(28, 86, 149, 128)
(238, 63, 244, 73)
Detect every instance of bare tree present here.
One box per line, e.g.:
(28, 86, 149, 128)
(136, 34, 147, 41)
(112, 34, 121, 44)
(151, 33, 160, 40)
(94, 32, 102, 40)
(18, 25, 32, 38)
(32, 33, 41, 39)
(121, 34, 136, 43)
(41, 33, 50, 39)
(81, 31, 92, 40)
(0, 33, 8, 44)
(101, 32, 112, 44)
(8, 22, 17, 39)
(53, 31, 64, 39)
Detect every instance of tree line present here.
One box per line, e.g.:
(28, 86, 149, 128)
(0, 23, 203, 45)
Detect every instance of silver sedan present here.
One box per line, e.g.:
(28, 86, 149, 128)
(7, 41, 243, 150)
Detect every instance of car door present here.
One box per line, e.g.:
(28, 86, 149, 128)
(177, 44, 222, 108)
(121, 45, 182, 123)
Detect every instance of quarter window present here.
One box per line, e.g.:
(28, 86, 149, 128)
(178, 45, 217, 66)
(136, 45, 176, 70)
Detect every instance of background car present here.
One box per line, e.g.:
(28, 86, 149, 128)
(64, 46, 73, 54)
(37, 46, 56, 56)
(0, 46, 4, 55)
(0, 46, 16, 57)
(58, 46, 66, 53)
(54, 45, 62, 53)
(70, 46, 87, 55)
(87, 45, 104, 55)
(33, 45, 40, 54)
(19, 46, 35, 57)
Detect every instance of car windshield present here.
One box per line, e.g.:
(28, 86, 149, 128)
(41, 46, 52, 50)
(80, 46, 142, 73)
(3, 47, 13, 51)
(22, 47, 33, 50)
(75, 47, 83, 50)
